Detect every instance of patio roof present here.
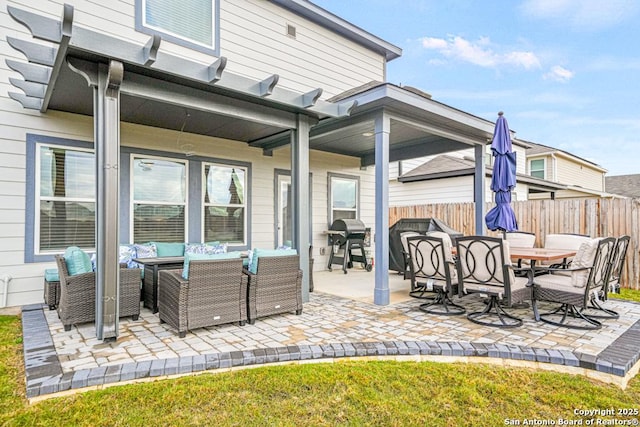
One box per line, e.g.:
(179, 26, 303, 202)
(6, 4, 360, 143)
(251, 82, 496, 166)
(7, 5, 492, 165)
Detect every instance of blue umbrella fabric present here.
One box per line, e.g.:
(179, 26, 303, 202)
(485, 112, 518, 232)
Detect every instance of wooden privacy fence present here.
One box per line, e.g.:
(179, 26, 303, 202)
(389, 198, 640, 290)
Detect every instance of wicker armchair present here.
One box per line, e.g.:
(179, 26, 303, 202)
(243, 254, 303, 324)
(55, 255, 141, 331)
(158, 258, 247, 338)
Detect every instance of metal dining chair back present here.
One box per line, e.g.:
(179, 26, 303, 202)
(608, 235, 630, 295)
(407, 233, 464, 315)
(455, 236, 529, 328)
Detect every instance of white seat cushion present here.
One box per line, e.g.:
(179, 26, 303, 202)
(463, 275, 528, 299)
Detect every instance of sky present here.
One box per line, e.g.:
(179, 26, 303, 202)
(312, 0, 640, 176)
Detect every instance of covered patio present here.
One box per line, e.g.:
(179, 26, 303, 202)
(21, 269, 640, 400)
(8, 3, 496, 341)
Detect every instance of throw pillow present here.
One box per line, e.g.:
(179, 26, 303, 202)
(119, 244, 138, 269)
(248, 248, 298, 274)
(185, 243, 227, 255)
(571, 238, 600, 288)
(153, 242, 185, 257)
(63, 246, 93, 275)
(133, 243, 158, 259)
(182, 251, 242, 279)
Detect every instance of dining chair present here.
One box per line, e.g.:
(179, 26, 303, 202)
(607, 235, 630, 295)
(406, 233, 464, 315)
(455, 236, 529, 328)
(542, 233, 591, 268)
(400, 231, 421, 281)
(532, 237, 616, 330)
(581, 235, 630, 320)
(505, 230, 536, 274)
(402, 231, 433, 298)
(505, 230, 536, 248)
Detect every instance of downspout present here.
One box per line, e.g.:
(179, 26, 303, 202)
(1, 276, 12, 308)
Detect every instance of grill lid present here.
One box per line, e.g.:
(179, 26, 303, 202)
(330, 218, 366, 234)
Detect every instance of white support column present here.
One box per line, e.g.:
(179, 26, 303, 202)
(291, 114, 310, 302)
(95, 61, 123, 341)
(474, 143, 486, 236)
(374, 112, 390, 305)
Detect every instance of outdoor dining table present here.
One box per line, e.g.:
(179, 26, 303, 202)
(134, 256, 184, 314)
(507, 246, 578, 280)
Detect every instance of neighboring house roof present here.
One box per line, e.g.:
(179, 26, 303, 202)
(605, 174, 640, 198)
(397, 155, 566, 192)
(271, 0, 402, 61)
(524, 141, 607, 173)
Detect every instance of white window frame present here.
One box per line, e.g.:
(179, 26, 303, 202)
(328, 173, 359, 225)
(530, 158, 545, 179)
(136, 0, 219, 55)
(35, 143, 96, 255)
(130, 154, 189, 243)
(202, 162, 248, 245)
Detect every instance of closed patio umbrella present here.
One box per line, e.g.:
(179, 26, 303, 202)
(485, 112, 518, 232)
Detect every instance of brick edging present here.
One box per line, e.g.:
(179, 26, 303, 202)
(21, 304, 640, 398)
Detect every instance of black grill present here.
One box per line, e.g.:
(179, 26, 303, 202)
(327, 219, 372, 274)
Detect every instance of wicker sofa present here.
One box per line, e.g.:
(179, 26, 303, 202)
(243, 254, 303, 324)
(158, 258, 248, 337)
(55, 255, 141, 331)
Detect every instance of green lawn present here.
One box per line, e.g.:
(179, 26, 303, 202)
(2, 290, 640, 426)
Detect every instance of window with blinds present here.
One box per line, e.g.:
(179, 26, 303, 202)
(203, 163, 246, 244)
(37, 145, 96, 253)
(329, 174, 359, 223)
(132, 156, 187, 243)
(140, 0, 215, 51)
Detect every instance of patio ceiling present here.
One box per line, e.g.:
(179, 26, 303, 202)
(251, 83, 497, 166)
(47, 56, 300, 143)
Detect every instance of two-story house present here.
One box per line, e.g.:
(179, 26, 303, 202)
(525, 142, 612, 199)
(1, 0, 498, 332)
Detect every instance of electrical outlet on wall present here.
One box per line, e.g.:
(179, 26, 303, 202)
(319, 247, 326, 255)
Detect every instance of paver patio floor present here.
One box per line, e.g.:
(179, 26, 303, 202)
(20, 270, 640, 400)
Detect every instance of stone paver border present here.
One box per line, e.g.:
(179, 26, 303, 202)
(20, 303, 640, 400)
